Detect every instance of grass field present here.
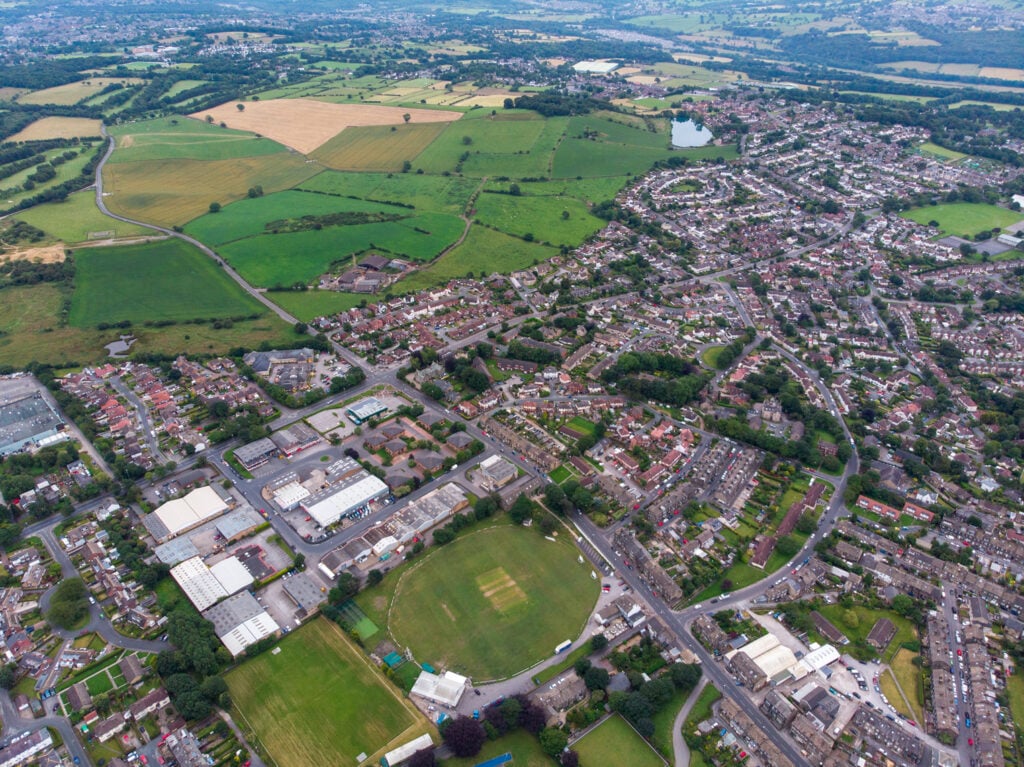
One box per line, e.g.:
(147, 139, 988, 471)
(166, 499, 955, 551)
(474, 192, 604, 248)
(68, 239, 265, 327)
(651, 685, 693, 759)
(183, 190, 411, 246)
(195, 98, 462, 154)
(265, 290, 367, 322)
(567, 416, 597, 436)
(815, 605, 916, 661)
(7, 117, 103, 142)
(0, 282, 290, 367)
(19, 77, 141, 106)
(901, 203, 1024, 238)
(298, 171, 479, 216)
(102, 153, 319, 227)
(413, 111, 566, 177)
(684, 683, 721, 729)
(701, 345, 726, 368)
(440, 729, 551, 767)
(1006, 672, 1024, 732)
(879, 669, 915, 721)
(109, 116, 288, 163)
(575, 716, 665, 767)
(889, 648, 924, 722)
(388, 525, 598, 680)
(217, 211, 465, 287)
(311, 122, 450, 171)
(13, 191, 154, 243)
(2, 144, 100, 210)
(396, 225, 556, 293)
(228, 618, 428, 767)
(916, 141, 967, 161)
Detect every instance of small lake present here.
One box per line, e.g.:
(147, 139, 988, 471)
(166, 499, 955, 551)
(671, 118, 714, 148)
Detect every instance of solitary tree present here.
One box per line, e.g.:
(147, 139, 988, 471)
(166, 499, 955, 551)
(441, 716, 486, 758)
(236, 103, 245, 111)
(403, 113, 411, 123)
(209, 202, 221, 213)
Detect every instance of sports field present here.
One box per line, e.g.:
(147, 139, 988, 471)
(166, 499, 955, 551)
(194, 98, 462, 154)
(388, 524, 598, 680)
(227, 618, 428, 767)
(13, 191, 154, 244)
(574, 715, 665, 767)
(902, 203, 1024, 238)
(68, 239, 264, 327)
(7, 117, 103, 142)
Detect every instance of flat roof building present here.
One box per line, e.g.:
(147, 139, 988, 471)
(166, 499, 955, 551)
(270, 422, 320, 456)
(346, 397, 388, 425)
(282, 571, 327, 616)
(153, 537, 200, 566)
(410, 670, 467, 708)
(234, 437, 277, 471)
(302, 473, 389, 528)
(0, 393, 65, 456)
(201, 591, 280, 657)
(381, 734, 434, 767)
(144, 486, 230, 542)
(478, 455, 517, 491)
(171, 556, 228, 611)
(209, 557, 255, 595)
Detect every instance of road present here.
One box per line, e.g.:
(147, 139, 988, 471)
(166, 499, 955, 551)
(109, 375, 167, 466)
(672, 677, 709, 767)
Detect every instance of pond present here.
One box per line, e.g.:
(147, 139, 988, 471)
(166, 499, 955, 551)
(671, 118, 714, 148)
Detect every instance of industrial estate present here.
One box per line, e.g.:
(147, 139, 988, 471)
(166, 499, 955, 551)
(0, 0, 1023, 766)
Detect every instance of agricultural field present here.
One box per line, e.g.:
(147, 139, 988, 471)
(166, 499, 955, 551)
(901, 203, 1024, 238)
(388, 524, 599, 680)
(18, 77, 142, 106)
(101, 153, 319, 227)
(574, 715, 665, 767)
(298, 171, 480, 216)
(7, 117, 103, 142)
(2, 143, 100, 211)
(227, 618, 428, 767)
(68, 239, 265, 327)
(195, 98, 462, 154)
(412, 110, 565, 177)
(108, 116, 289, 163)
(395, 225, 556, 294)
(182, 190, 408, 246)
(473, 191, 604, 248)
(216, 209, 465, 287)
(311, 122, 450, 171)
(552, 114, 677, 178)
(12, 190, 154, 244)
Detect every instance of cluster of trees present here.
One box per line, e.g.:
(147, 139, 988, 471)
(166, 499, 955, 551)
(156, 606, 231, 719)
(47, 577, 90, 629)
(506, 339, 561, 367)
(602, 352, 709, 408)
(438, 692, 549, 763)
(100, 513, 169, 587)
(505, 92, 604, 116)
(609, 661, 702, 738)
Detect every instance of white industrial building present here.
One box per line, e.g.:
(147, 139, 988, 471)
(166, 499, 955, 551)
(799, 644, 841, 674)
(202, 591, 280, 656)
(382, 733, 434, 767)
(144, 486, 229, 542)
(302, 474, 389, 527)
(170, 555, 253, 611)
(272, 480, 310, 511)
(726, 632, 808, 684)
(410, 670, 468, 709)
(572, 60, 619, 74)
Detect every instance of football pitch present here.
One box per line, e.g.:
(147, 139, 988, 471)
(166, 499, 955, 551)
(227, 618, 428, 767)
(388, 524, 599, 681)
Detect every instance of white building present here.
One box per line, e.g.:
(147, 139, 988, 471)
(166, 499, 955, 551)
(145, 486, 229, 542)
(170, 555, 253, 611)
(410, 670, 468, 708)
(202, 591, 280, 656)
(302, 474, 389, 528)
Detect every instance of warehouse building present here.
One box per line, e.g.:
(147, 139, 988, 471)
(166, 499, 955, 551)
(302, 473, 389, 528)
(282, 571, 327, 617)
(202, 591, 280, 656)
(144, 486, 230, 542)
(0, 392, 66, 456)
(170, 555, 253, 611)
(153, 537, 201, 566)
(477, 455, 517, 491)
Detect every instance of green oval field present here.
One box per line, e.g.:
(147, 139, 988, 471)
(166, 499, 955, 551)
(389, 524, 599, 681)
